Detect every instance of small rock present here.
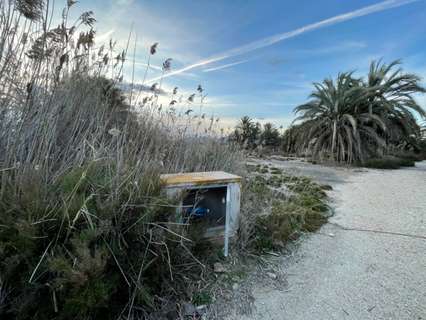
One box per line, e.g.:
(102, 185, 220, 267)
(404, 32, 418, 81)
(182, 302, 196, 316)
(213, 262, 226, 273)
(266, 272, 277, 280)
(232, 283, 239, 290)
(196, 304, 207, 315)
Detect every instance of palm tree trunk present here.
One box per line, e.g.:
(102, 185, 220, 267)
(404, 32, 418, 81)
(331, 120, 337, 161)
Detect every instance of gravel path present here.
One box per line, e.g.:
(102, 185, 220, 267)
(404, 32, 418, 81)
(228, 160, 426, 320)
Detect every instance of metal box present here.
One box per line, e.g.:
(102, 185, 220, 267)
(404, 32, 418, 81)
(160, 171, 242, 256)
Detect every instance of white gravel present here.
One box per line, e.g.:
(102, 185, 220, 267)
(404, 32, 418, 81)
(226, 160, 426, 320)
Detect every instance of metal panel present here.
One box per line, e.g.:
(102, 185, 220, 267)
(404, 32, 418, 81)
(162, 172, 241, 257)
(224, 185, 231, 257)
(228, 182, 241, 236)
(160, 171, 241, 188)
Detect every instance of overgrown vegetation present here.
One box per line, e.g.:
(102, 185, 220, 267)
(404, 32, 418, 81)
(239, 165, 331, 253)
(0, 1, 242, 319)
(0, 0, 357, 318)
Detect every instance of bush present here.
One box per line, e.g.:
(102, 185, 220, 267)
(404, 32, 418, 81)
(0, 157, 242, 319)
(362, 156, 415, 169)
(390, 150, 425, 162)
(242, 167, 330, 252)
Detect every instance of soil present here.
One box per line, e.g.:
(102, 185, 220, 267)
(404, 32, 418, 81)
(215, 158, 426, 320)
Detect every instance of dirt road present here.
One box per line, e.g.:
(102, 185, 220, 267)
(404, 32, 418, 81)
(228, 160, 426, 320)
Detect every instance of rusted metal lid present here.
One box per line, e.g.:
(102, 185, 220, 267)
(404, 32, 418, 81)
(160, 171, 242, 187)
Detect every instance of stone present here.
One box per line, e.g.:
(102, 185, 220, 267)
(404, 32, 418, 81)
(196, 304, 207, 315)
(182, 302, 196, 316)
(213, 262, 226, 273)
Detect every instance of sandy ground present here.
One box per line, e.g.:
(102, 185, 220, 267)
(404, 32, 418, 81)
(226, 159, 426, 320)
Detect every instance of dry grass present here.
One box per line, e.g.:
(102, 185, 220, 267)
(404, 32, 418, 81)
(0, 1, 243, 319)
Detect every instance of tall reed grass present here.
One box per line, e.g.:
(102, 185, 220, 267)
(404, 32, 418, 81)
(0, 1, 242, 318)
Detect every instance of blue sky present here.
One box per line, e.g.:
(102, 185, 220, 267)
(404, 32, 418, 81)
(78, 0, 426, 129)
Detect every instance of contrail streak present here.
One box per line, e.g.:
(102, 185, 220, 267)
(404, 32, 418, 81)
(96, 29, 115, 44)
(202, 59, 251, 73)
(147, 0, 419, 83)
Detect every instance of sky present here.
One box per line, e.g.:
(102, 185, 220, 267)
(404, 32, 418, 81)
(75, 0, 426, 130)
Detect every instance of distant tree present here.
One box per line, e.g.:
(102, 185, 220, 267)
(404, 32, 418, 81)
(253, 122, 262, 145)
(233, 116, 260, 149)
(281, 122, 310, 155)
(261, 123, 280, 147)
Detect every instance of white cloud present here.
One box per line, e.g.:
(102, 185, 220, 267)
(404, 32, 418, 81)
(147, 0, 419, 83)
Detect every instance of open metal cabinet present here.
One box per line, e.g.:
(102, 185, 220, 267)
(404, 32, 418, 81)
(160, 171, 241, 256)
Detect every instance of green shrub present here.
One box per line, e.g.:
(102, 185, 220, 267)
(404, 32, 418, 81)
(255, 201, 305, 250)
(246, 168, 330, 252)
(363, 156, 415, 169)
(390, 151, 425, 162)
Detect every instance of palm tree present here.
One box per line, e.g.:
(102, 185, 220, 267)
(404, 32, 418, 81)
(363, 60, 426, 149)
(294, 72, 386, 163)
(293, 60, 426, 163)
(234, 116, 259, 148)
(261, 123, 280, 147)
(421, 120, 426, 138)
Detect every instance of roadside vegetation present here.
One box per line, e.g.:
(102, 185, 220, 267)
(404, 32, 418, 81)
(0, 1, 244, 319)
(239, 164, 331, 252)
(233, 61, 426, 168)
(0, 1, 331, 319)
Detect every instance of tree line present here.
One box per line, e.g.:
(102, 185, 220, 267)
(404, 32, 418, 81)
(230, 116, 282, 149)
(232, 60, 426, 163)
